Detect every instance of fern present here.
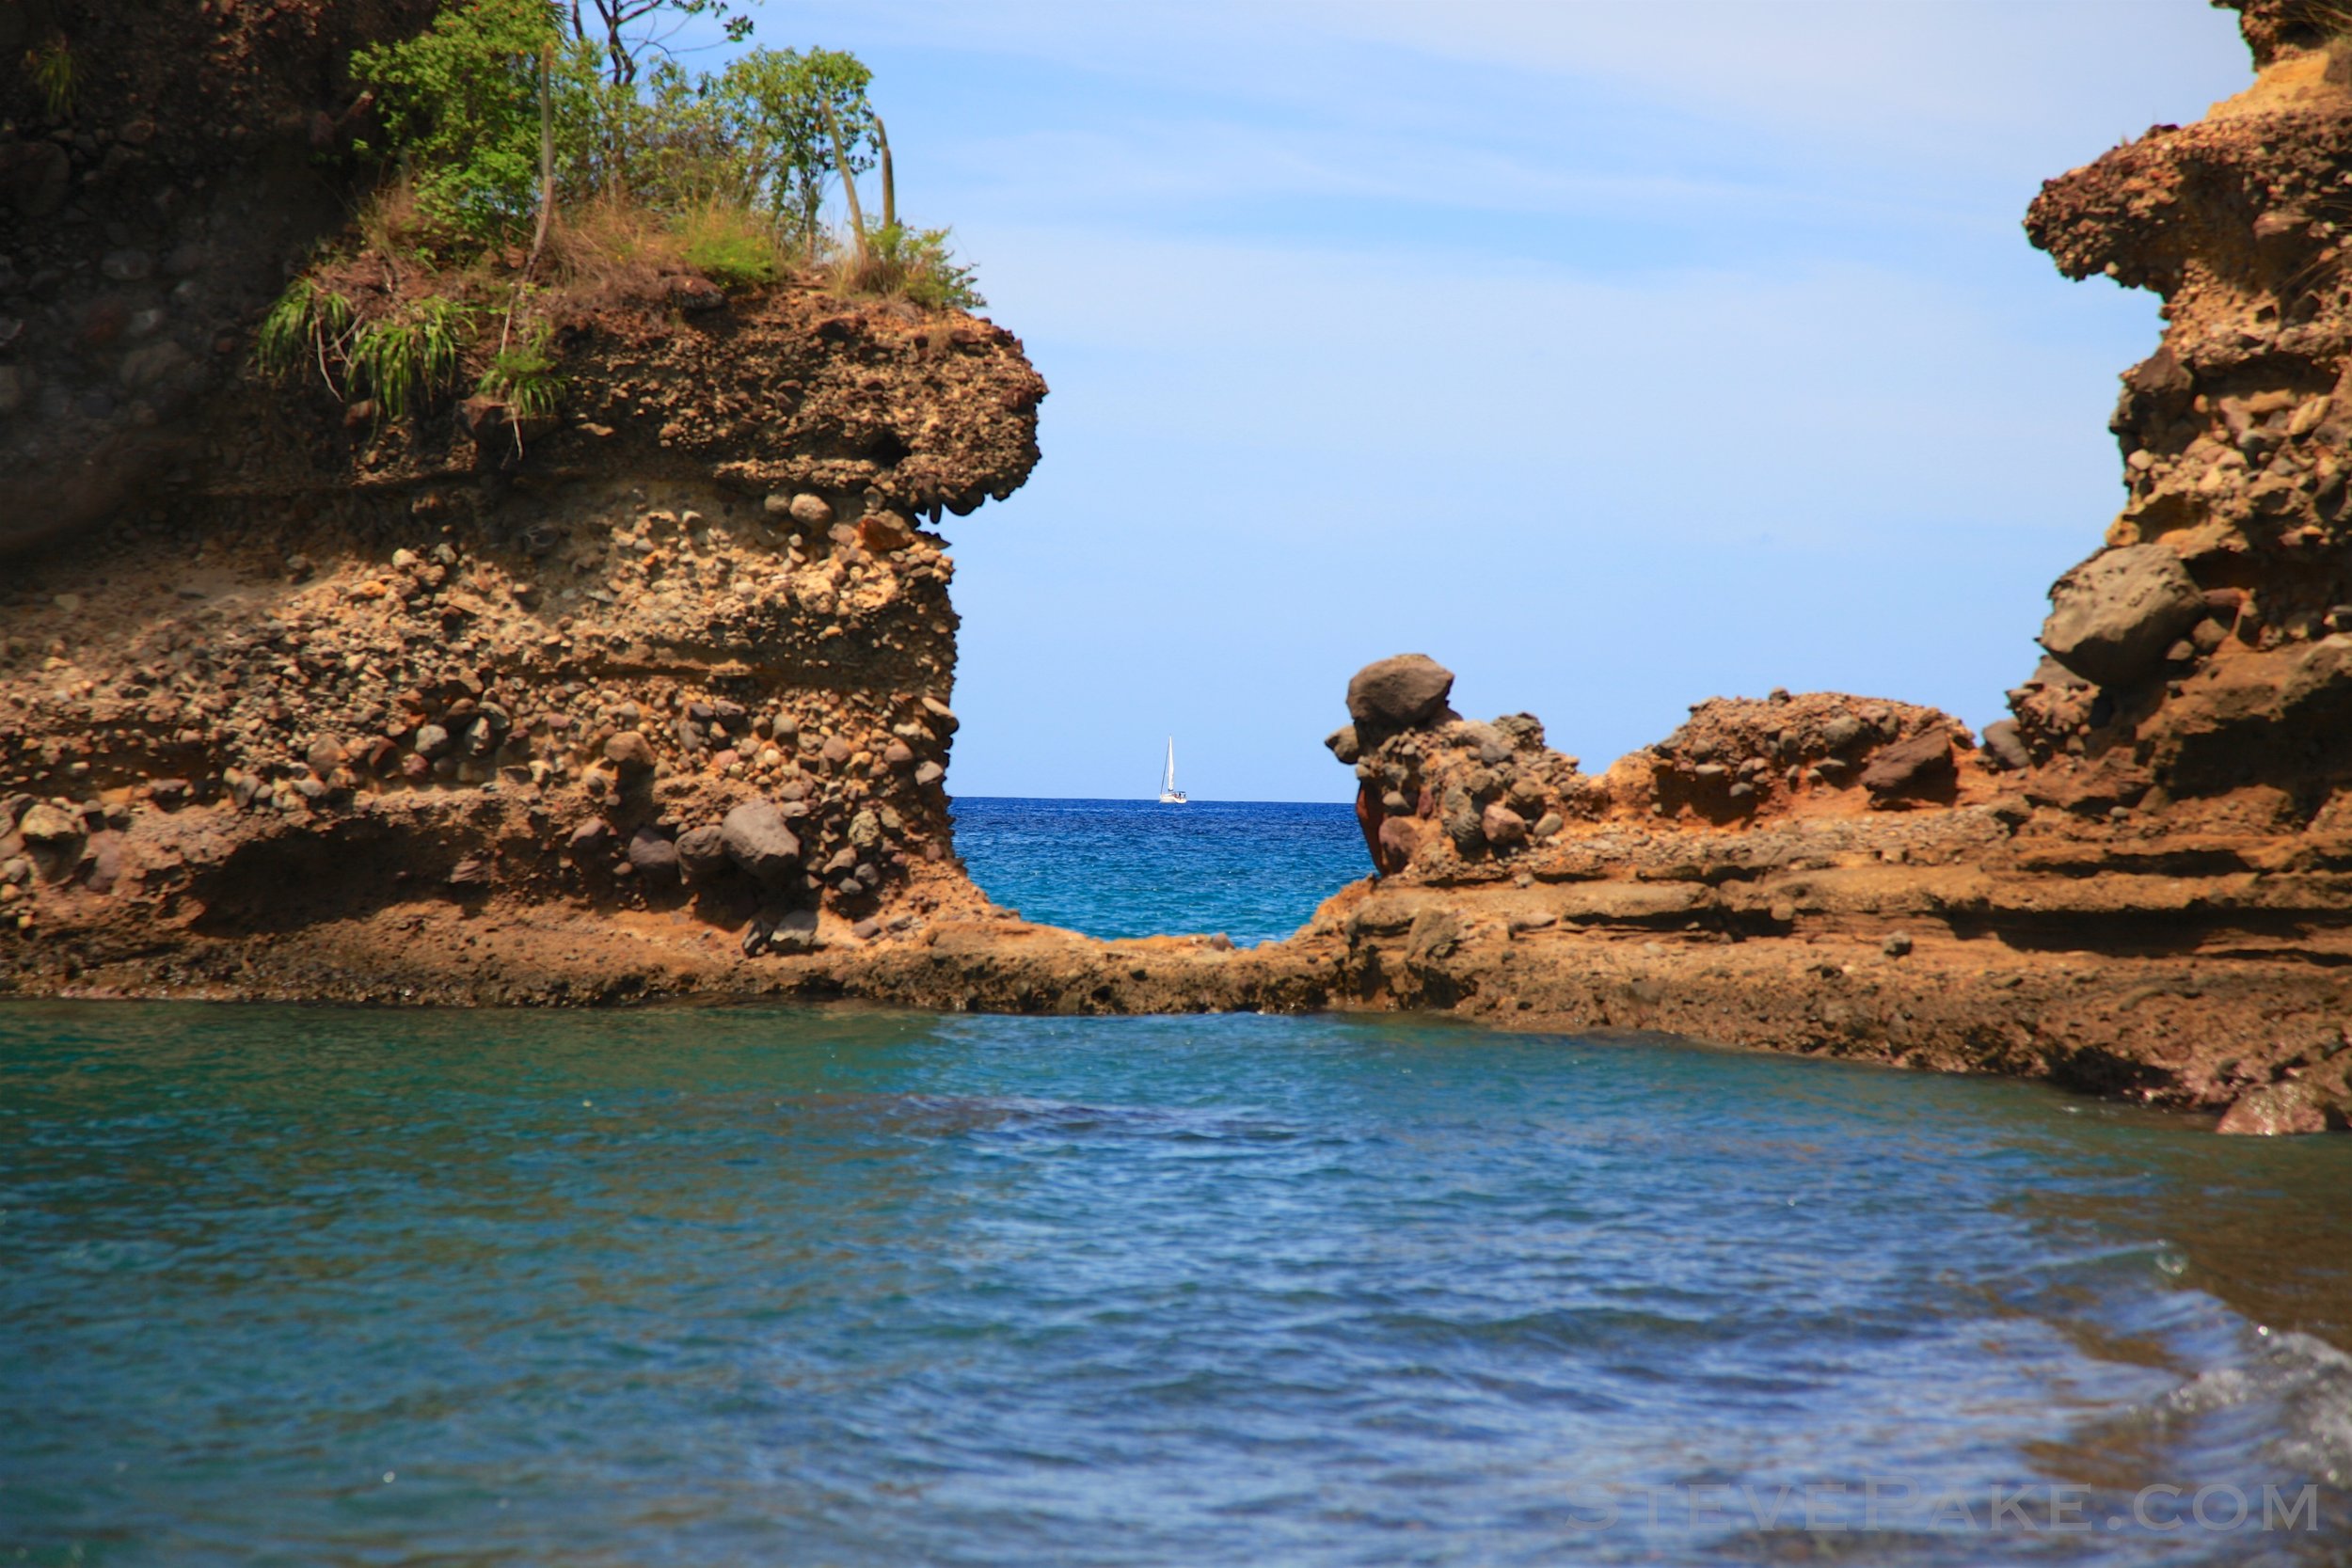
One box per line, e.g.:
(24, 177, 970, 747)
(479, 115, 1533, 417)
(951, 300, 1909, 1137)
(348, 298, 469, 421)
(476, 326, 563, 420)
(256, 278, 357, 393)
(23, 32, 73, 120)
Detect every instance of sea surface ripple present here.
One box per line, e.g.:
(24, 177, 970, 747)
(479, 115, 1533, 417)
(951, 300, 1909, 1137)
(2, 1004, 2349, 1565)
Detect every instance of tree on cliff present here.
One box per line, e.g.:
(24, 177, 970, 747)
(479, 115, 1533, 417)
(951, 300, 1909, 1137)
(353, 0, 876, 248)
(706, 46, 877, 248)
(570, 0, 756, 87)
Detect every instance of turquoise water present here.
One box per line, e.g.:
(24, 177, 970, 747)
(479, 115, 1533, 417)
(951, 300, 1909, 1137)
(3, 1002, 2349, 1564)
(950, 797, 1365, 944)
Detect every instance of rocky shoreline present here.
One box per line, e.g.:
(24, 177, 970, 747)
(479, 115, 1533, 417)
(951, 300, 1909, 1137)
(4, 0, 2349, 1133)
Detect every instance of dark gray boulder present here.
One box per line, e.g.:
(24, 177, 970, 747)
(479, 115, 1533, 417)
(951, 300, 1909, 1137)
(1345, 654, 1456, 737)
(628, 826, 679, 881)
(675, 825, 732, 882)
(1980, 719, 2030, 771)
(2039, 546, 2204, 689)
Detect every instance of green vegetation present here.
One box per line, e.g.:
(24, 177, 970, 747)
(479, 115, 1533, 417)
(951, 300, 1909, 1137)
(476, 325, 563, 420)
(853, 222, 985, 312)
(264, 0, 979, 436)
(675, 201, 777, 286)
(257, 278, 358, 390)
(348, 298, 469, 422)
(347, 0, 970, 290)
(350, 0, 564, 245)
(22, 31, 74, 120)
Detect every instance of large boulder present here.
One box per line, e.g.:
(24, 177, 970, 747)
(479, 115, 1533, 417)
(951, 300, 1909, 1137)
(1480, 801, 1529, 848)
(1345, 654, 1456, 737)
(675, 824, 733, 882)
(2039, 546, 2204, 689)
(2216, 1079, 2339, 1136)
(1860, 731, 1956, 806)
(722, 801, 803, 887)
(627, 826, 680, 881)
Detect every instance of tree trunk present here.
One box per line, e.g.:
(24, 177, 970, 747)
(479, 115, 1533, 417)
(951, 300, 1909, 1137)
(528, 40, 555, 277)
(820, 97, 867, 268)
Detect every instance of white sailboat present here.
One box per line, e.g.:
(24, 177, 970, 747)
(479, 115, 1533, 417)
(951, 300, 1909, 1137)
(1157, 736, 1188, 804)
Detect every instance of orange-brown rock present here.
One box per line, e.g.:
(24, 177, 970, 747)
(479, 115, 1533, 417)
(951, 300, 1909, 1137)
(4, 0, 2348, 1139)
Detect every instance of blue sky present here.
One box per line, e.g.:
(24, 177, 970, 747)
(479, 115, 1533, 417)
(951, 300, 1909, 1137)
(707, 0, 2253, 800)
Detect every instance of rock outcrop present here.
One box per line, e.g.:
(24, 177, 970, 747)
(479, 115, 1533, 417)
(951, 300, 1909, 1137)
(0, 280, 1043, 963)
(0, 1, 1042, 979)
(4, 0, 2347, 1136)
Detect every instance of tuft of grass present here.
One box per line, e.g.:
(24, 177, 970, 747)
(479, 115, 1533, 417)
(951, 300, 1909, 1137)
(673, 202, 778, 289)
(256, 277, 357, 391)
(23, 32, 73, 120)
(348, 297, 469, 421)
(476, 325, 562, 420)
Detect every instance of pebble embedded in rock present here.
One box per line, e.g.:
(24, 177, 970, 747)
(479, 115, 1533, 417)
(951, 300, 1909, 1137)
(1480, 801, 1529, 848)
(603, 730, 656, 777)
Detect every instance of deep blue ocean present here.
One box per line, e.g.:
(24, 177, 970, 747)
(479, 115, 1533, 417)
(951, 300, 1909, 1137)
(3, 800, 2350, 1564)
(950, 797, 1366, 945)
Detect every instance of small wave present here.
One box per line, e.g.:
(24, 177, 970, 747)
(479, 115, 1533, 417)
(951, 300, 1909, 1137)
(2168, 1330, 2352, 1486)
(778, 1091, 1307, 1148)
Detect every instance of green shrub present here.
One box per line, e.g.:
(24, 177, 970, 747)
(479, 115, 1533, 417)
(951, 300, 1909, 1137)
(353, 0, 580, 243)
(857, 222, 984, 311)
(339, 12, 985, 312)
(675, 203, 776, 287)
(348, 298, 470, 420)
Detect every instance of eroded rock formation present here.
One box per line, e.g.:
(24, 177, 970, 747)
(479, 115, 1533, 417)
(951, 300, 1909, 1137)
(0, 286, 1043, 969)
(0, 1, 1044, 982)
(4, 0, 2346, 1133)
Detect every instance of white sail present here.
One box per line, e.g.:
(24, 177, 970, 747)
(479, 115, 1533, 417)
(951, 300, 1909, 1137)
(1158, 736, 1187, 803)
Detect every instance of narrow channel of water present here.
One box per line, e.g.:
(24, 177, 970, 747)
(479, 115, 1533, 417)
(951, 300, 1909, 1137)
(949, 797, 1365, 945)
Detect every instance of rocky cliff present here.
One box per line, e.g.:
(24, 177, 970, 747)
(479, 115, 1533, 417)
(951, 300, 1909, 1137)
(4, 0, 2346, 1135)
(0, 0, 1046, 991)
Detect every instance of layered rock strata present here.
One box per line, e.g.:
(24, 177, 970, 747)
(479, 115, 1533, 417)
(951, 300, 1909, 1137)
(0, 286, 1042, 965)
